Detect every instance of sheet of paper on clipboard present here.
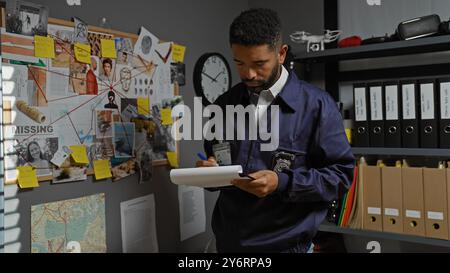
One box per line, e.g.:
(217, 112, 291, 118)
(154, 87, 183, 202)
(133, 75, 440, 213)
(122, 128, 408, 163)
(169, 165, 253, 188)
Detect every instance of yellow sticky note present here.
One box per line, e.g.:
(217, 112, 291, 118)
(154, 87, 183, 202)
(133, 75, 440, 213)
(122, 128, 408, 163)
(74, 43, 91, 64)
(172, 44, 186, 63)
(69, 145, 89, 164)
(137, 97, 150, 115)
(166, 152, 179, 168)
(17, 166, 39, 188)
(34, 35, 55, 59)
(161, 108, 173, 125)
(345, 128, 352, 144)
(93, 160, 112, 180)
(101, 39, 117, 59)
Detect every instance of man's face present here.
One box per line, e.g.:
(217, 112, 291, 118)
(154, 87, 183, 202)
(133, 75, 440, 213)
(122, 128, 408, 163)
(103, 63, 112, 76)
(231, 43, 287, 93)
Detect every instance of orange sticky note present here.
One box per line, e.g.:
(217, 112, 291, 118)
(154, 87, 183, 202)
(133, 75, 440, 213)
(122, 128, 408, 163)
(172, 44, 186, 63)
(74, 43, 91, 64)
(161, 108, 173, 125)
(17, 166, 39, 188)
(93, 160, 112, 180)
(166, 152, 178, 168)
(69, 145, 89, 164)
(34, 35, 55, 59)
(101, 39, 117, 59)
(137, 97, 150, 115)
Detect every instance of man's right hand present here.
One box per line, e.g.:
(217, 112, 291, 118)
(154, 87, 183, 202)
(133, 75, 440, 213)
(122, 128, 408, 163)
(196, 157, 218, 167)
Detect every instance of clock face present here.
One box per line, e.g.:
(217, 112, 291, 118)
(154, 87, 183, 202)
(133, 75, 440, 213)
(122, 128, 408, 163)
(194, 53, 231, 106)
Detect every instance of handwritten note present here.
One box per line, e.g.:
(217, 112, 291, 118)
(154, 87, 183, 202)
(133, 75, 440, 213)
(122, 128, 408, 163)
(93, 160, 112, 180)
(172, 44, 186, 63)
(17, 166, 39, 188)
(69, 145, 89, 164)
(137, 97, 150, 115)
(74, 43, 91, 64)
(101, 39, 117, 59)
(161, 108, 173, 125)
(34, 35, 55, 59)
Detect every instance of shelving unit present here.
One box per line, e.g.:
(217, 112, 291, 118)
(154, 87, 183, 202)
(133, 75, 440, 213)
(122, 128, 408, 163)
(294, 35, 450, 63)
(319, 223, 450, 248)
(351, 148, 450, 157)
(294, 29, 450, 252)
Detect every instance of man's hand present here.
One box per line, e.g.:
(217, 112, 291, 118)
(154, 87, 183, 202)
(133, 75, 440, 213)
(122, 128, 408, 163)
(231, 170, 278, 198)
(196, 157, 218, 167)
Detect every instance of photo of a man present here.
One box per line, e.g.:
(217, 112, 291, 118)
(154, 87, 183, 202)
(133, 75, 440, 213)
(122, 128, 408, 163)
(104, 91, 119, 109)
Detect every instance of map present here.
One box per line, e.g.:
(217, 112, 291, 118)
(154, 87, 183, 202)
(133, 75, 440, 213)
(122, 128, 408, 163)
(31, 193, 106, 253)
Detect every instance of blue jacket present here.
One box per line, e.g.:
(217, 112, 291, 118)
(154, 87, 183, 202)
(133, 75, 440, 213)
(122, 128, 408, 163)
(204, 72, 355, 252)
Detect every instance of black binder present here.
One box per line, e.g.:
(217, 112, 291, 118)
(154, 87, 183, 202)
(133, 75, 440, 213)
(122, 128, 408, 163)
(419, 80, 438, 148)
(438, 78, 450, 148)
(369, 83, 384, 147)
(384, 81, 402, 147)
(353, 84, 370, 147)
(401, 81, 420, 148)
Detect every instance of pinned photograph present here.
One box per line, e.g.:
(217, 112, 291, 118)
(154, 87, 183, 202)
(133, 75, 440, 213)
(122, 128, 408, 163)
(96, 110, 113, 138)
(99, 57, 115, 84)
(6, 0, 49, 36)
(134, 27, 159, 62)
(120, 98, 138, 121)
(52, 166, 87, 184)
(111, 159, 137, 182)
(170, 62, 185, 86)
(73, 17, 88, 44)
(115, 37, 134, 65)
(113, 122, 135, 158)
(137, 144, 153, 184)
(92, 137, 114, 159)
(88, 31, 113, 57)
(13, 137, 58, 177)
(48, 24, 73, 69)
(115, 64, 134, 94)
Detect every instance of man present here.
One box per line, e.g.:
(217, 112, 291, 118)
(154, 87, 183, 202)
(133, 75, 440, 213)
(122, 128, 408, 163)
(196, 8, 355, 253)
(104, 91, 118, 109)
(100, 58, 113, 82)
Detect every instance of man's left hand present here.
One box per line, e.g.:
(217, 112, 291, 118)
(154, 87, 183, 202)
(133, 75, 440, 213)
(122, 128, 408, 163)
(231, 170, 278, 198)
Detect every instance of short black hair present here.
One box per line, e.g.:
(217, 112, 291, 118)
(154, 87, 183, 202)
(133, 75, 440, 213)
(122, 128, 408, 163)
(229, 8, 282, 48)
(103, 58, 113, 66)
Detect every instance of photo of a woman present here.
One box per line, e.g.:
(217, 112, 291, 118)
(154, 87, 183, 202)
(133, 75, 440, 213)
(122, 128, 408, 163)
(26, 141, 51, 176)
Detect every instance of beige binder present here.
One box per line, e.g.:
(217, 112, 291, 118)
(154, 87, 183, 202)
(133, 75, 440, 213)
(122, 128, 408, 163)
(402, 167, 425, 236)
(381, 166, 403, 233)
(362, 165, 382, 231)
(423, 168, 448, 239)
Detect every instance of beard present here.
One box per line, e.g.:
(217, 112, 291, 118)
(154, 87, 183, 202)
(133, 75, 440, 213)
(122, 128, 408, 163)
(243, 64, 281, 93)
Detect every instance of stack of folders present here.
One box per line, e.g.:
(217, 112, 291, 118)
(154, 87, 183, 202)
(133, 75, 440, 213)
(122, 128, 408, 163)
(352, 78, 450, 148)
(339, 158, 450, 240)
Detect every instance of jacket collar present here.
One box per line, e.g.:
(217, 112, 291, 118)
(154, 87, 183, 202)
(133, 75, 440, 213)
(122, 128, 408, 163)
(276, 71, 301, 112)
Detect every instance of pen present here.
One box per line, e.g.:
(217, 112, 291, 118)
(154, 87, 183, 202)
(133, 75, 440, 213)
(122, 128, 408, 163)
(197, 152, 208, 161)
(197, 152, 219, 166)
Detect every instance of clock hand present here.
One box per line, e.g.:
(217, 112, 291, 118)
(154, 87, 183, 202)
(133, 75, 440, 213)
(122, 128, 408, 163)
(213, 71, 224, 80)
(202, 72, 217, 82)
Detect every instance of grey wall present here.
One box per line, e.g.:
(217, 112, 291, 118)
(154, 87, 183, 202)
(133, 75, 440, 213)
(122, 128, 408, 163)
(3, 0, 249, 253)
(339, 0, 450, 39)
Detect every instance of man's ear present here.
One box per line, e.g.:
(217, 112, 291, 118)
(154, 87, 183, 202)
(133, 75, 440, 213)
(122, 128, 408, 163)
(278, 44, 288, 64)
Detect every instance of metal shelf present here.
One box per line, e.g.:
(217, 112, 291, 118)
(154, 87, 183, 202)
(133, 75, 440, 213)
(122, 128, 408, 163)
(294, 35, 450, 63)
(319, 223, 450, 248)
(351, 147, 450, 157)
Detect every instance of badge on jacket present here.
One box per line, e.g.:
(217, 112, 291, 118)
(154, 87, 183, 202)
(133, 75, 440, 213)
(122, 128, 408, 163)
(272, 151, 296, 173)
(212, 142, 232, 165)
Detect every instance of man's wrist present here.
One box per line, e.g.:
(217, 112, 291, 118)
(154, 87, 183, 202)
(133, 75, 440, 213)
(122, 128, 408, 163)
(276, 171, 290, 193)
